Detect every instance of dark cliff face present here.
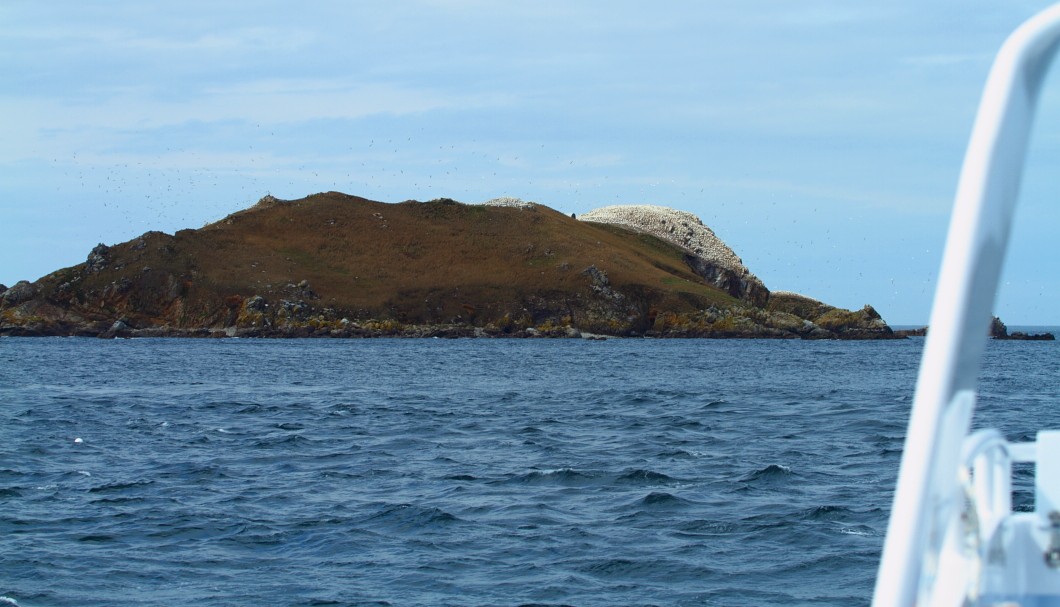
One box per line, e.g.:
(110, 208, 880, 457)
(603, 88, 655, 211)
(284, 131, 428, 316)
(0, 193, 896, 339)
(682, 254, 769, 308)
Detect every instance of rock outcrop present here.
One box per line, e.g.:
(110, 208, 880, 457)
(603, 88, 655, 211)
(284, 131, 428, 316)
(1004, 331, 1057, 341)
(85, 243, 111, 273)
(991, 316, 1055, 340)
(895, 317, 1055, 340)
(2, 281, 37, 305)
(482, 196, 536, 209)
(766, 291, 896, 339)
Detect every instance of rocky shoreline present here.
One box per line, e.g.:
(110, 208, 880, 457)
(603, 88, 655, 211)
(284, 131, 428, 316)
(0, 285, 900, 340)
(0, 307, 898, 341)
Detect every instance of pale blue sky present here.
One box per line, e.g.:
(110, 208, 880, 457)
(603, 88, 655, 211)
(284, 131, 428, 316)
(3, 1, 1058, 324)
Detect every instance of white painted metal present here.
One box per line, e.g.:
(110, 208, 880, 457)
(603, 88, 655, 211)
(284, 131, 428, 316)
(964, 429, 1012, 543)
(1038, 432, 1060, 514)
(872, 5, 1060, 607)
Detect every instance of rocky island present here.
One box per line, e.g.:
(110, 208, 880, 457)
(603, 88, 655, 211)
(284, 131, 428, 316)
(0, 192, 897, 339)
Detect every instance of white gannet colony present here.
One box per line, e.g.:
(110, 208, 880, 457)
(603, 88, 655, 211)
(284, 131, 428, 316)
(481, 197, 536, 209)
(579, 205, 757, 281)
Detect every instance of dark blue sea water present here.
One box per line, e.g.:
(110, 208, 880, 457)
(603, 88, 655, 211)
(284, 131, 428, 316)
(1, 336, 1058, 607)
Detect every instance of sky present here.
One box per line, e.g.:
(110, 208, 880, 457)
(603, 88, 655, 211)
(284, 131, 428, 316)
(3, 1, 1060, 325)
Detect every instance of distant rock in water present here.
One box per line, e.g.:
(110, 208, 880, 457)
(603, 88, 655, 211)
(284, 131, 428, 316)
(893, 327, 927, 337)
(0, 191, 899, 339)
(579, 205, 768, 306)
(893, 317, 1054, 340)
(991, 316, 1055, 340)
(990, 316, 1008, 339)
(1005, 332, 1056, 341)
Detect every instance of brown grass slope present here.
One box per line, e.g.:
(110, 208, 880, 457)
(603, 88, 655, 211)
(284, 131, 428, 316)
(3, 193, 749, 336)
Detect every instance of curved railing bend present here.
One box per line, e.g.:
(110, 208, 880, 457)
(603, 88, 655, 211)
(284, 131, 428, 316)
(872, 5, 1060, 607)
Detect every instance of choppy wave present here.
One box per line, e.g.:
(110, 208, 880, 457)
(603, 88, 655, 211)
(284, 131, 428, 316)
(741, 463, 793, 482)
(634, 491, 693, 507)
(509, 468, 599, 485)
(1, 336, 1054, 605)
(362, 503, 463, 532)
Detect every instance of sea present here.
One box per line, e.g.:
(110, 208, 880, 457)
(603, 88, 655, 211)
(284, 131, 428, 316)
(1, 333, 1059, 607)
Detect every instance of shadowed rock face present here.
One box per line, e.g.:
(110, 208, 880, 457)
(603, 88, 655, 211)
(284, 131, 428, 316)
(0, 192, 896, 339)
(579, 205, 768, 307)
(682, 254, 769, 308)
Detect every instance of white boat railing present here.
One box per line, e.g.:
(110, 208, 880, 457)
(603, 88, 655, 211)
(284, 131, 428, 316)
(872, 4, 1060, 607)
(962, 428, 1018, 545)
(956, 430, 1060, 606)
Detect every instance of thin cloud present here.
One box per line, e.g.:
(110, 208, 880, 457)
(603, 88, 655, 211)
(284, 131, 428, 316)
(0, 80, 515, 162)
(6, 24, 314, 53)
